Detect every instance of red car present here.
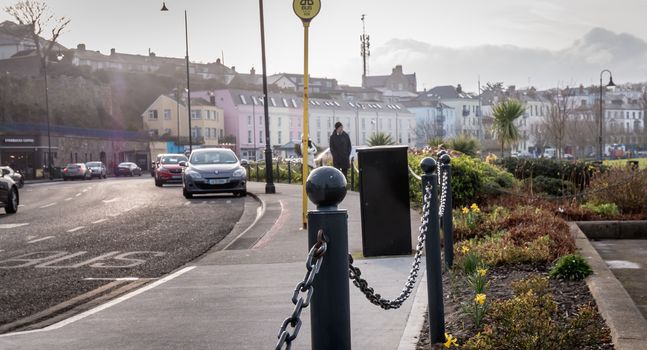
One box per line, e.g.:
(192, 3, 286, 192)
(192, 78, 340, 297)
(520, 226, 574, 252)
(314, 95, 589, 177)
(154, 154, 188, 186)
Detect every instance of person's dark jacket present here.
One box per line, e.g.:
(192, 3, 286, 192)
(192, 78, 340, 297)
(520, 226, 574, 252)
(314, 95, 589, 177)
(329, 131, 351, 169)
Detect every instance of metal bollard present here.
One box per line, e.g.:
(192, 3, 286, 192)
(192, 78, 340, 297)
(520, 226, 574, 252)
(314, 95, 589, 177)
(306, 167, 351, 350)
(276, 159, 280, 182)
(256, 162, 260, 182)
(350, 157, 355, 190)
(439, 154, 454, 269)
(420, 157, 445, 344)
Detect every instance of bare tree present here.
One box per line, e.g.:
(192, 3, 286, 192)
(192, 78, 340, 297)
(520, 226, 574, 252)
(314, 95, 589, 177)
(4, 0, 70, 71)
(565, 106, 597, 157)
(542, 87, 576, 159)
(414, 115, 444, 147)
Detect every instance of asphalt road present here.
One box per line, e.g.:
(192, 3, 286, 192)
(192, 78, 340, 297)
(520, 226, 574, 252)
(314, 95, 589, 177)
(0, 176, 247, 331)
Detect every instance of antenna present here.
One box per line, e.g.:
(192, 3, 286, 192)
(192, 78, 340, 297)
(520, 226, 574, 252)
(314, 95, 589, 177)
(360, 14, 370, 84)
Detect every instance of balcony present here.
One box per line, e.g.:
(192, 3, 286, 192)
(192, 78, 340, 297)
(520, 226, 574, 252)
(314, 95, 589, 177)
(462, 109, 470, 117)
(435, 115, 446, 123)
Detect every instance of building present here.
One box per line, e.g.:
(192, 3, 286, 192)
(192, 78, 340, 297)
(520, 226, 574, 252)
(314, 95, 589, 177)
(414, 85, 481, 138)
(363, 65, 418, 102)
(211, 89, 416, 159)
(402, 99, 455, 146)
(141, 94, 226, 156)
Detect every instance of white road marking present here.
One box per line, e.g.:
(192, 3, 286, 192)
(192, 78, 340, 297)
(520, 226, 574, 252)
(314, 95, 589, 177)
(102, 197, 120, 203)
(83, 277, 142, 281)
(92, 218, 108, 224)
(0, 223, 30, 229)
(0, 266, 196, 337)
(606, 260, 641, 269)
(82, 189, 88, 193)
(64, 197, 73, 201)
(0, 250, 4, 253)
(39, 203, 56, 209)
(184, 201, 191, 206)
(27, 236, 55, 244)
(18, 204, 25, 207)
(75, 193, 82, 197)
(66, 226, 85, 233)
(226, 200, 232, 204)
(109, 213, 121, 217)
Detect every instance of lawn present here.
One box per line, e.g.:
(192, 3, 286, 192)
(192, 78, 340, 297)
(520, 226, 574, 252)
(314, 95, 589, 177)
(604, 157, 647, 168)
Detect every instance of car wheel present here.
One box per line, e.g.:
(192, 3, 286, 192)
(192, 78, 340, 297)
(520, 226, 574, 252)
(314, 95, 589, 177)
(5, 187, 18, 214)
(155, 178, 162, 187)
(18, 179, 24, 188)
(238, 190, 247, 197)
(183, 188, 193, 199)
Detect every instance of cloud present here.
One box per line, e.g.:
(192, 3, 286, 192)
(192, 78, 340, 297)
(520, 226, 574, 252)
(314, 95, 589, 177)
(367, 28, 647, 92)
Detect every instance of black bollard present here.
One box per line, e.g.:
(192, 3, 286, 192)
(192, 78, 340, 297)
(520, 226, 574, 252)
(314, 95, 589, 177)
(306, 167, 351, 350)
(420, 157, 445, 344)
(350, 157, 355, 190)
(256, 162, 260, 182)
(276, 159, 280, 183)
(439, 154, 454, 269)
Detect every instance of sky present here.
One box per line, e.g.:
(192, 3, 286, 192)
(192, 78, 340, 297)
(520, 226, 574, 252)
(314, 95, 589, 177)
(1, 0, 647, 93)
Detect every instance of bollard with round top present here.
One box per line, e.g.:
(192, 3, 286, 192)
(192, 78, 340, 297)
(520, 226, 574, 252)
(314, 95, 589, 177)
(305, 166, 351, 350)
(438, 153, 453, 269)
(420, 157, 445, 344)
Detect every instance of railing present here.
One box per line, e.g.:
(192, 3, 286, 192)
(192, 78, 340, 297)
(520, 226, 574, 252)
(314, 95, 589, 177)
(274, 153, 454, 349)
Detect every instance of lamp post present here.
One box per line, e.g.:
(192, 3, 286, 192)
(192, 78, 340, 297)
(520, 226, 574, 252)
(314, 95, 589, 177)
(42, 51, 63, 180)
(598, 69, 616, 161)
(161, 2, 192, 154)
(259, 0, 275, 194)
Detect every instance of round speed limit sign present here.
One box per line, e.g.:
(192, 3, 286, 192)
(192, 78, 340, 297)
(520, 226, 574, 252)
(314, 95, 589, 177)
(293, 0, 321, 22)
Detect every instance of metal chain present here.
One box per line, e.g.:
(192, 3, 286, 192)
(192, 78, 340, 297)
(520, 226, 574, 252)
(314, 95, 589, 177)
(348, 184, 433, 309)
(275, 230, 328, 350)
(438, 168, 449, 218)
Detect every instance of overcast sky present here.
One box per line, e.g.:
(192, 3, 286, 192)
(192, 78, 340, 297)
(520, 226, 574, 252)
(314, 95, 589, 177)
(1, 0, 647, 92)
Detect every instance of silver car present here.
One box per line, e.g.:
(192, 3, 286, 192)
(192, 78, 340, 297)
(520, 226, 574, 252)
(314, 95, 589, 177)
(181, 148, 247, 198)
(86, 162, 107, 179)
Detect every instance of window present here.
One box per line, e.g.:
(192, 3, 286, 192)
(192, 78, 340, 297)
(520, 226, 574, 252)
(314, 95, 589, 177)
(252, 96, 259, 105)
(290, 131, 294, 141)
(248, 115, 252, 125)
(191, 110, 201, 120)
(259, 116, 262, 125)
(278, 117, 282, 127)
(164, 109, 171, 120)
(164, 128, 171, 135)
(220, 129, 224, 138)
(291, 99, 297, 108)
(240, 95, 247, 104)
(148, 110, 158, 120)
(259, 130, 263, 144)
(316, 131, 321, 144)
(206, 128, 211, 138)
(282, 98, 288, 107)
(248, 130, 252, 143)
(278, 131, 282, 144)
(316, 118, 321, 128)
(270, 97, 276, 107)
(149, 129, 159, 136)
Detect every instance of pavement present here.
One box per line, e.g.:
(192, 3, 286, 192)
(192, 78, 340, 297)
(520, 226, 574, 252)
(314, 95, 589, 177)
(0, 181, 428, 350)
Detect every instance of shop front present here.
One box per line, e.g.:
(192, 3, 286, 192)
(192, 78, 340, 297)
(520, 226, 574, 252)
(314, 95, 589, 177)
(0, 136, 50, 179)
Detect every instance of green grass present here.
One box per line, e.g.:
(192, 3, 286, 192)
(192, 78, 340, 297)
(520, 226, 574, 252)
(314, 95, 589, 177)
(603, 158, 647, 169)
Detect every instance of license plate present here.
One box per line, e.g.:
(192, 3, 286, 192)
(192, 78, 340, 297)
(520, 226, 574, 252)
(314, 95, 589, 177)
(172, 175, 181, 179)
(209, 179, 228, 185)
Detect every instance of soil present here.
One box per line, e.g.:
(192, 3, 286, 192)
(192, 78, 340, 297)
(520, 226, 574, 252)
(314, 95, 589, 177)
(415, 263, 615, 349)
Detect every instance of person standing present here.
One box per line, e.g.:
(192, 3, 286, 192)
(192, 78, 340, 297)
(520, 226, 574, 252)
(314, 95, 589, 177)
(329, 122, 352, 178)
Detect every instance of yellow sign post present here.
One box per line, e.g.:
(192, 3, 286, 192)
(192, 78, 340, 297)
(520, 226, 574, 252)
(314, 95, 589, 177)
(294, 0, 321, 229)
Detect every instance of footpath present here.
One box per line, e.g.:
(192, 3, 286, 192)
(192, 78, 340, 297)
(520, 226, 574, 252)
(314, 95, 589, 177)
(0, 182, 427, 350)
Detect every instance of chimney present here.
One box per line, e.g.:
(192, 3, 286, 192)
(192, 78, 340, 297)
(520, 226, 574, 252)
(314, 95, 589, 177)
(231, 66, 236, 72)
(250, 67, 256, 76)
(456, 84, 462, 93)
(216, 58, 221, 64)
(77, 43, 86, 51)
(392, 65, 403, 74)
(110, 48, 116, 56)
(210, 94, 216, 106)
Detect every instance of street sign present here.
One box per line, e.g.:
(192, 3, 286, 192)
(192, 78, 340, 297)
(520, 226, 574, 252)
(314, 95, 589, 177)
(293, 0, 321, 22)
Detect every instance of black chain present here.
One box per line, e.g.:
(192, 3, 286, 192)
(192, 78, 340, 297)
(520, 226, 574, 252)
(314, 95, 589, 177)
(275, 230, 328, 350)
(348, 184, 434, 309)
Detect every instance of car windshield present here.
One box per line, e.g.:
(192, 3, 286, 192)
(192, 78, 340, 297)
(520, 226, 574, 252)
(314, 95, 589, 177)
(161, 156, 187, 164)
(87, 162, 101, 167)
(66, 164, 80, 169)
(190, 151, 237, 165)
(118, 163, 131, 167)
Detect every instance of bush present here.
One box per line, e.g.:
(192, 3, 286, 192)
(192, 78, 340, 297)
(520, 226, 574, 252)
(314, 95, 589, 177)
(587, 167, 647, 214)
(448, 135, 480, 157)
(510, 274, 550, 296)
(581, 202, 620, 218)
(496, 157, 603, 192)
(529, 175, 575, 196)
(549, 253, 593, 281)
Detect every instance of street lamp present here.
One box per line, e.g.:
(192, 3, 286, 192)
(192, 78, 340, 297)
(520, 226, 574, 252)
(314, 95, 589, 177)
(258, 0, 275, 194)
(598, 69, 616, 161)
(161, 2, 193, 154)
(43, 51, 64, 180)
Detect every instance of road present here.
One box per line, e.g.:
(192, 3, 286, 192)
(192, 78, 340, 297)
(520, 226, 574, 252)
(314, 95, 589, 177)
(0, 176, 247, 332)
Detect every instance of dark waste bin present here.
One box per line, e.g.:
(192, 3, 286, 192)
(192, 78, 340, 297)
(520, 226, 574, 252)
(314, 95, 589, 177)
(357, 145, 411, 257)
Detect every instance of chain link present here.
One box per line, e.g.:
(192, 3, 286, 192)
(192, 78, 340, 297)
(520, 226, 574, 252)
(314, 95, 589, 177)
(438, 168, 449, 218)
(348, 184, 433, 309)
(275, 230, 328, 350)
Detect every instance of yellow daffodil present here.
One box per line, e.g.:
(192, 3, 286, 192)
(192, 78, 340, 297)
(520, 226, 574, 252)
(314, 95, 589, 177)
(478, 268, 487, 277)
(475, 293, 486, 305)
(444, 332, 458, 348)
(462, 207, 469, 214)
(460, 246, 470, 254)
(470, 203, 481, 213)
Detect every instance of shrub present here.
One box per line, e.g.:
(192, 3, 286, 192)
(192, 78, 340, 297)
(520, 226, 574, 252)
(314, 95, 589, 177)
(529, 175, 575, 196)
(510, 274, 550, 296)
(549, 253, 593, 281)
(448, 135, 480, 157)
(495, 157, 603, 192)
(581, 202, 620, 218)
(459, 233, 551, 266)
(587, 167, 647, 214)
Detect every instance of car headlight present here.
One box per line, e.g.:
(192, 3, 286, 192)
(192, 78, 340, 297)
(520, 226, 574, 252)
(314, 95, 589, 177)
(232, 168, 246, 177)
(187, 170, 202, 179)
(158, 166, 168, 172)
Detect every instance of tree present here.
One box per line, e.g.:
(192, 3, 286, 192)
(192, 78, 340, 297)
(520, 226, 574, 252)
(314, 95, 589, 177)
(414, 116, 444, 147)
(448, 135, 480, 157)
(5, 0, 71, 72)
(367, 132, 395, 146)
(542, 88, 576, 159)
(491, 99, 525, 157)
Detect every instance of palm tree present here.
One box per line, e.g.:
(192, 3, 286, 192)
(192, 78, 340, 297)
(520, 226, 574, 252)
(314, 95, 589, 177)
(449, 135, 480, 157)
(367, 132, 395, 146)
(492, 99, 525, 157)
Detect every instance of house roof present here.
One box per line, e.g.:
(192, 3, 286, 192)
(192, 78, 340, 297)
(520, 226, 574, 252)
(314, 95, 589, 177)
(418, 85, 476, 100)
(363, 73, 416, 89)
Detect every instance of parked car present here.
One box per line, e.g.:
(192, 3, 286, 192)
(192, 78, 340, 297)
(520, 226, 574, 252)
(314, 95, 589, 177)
(181, 148, 247, 198)
(0, 170, 19, 214)
(86, 161, 107, 179)
(63, 163, 92, 180)
(0, 166, 24, 188)
(116, 162, 142, 177)
(154, 154, 188, 187)
(151, 154, 163, 177)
